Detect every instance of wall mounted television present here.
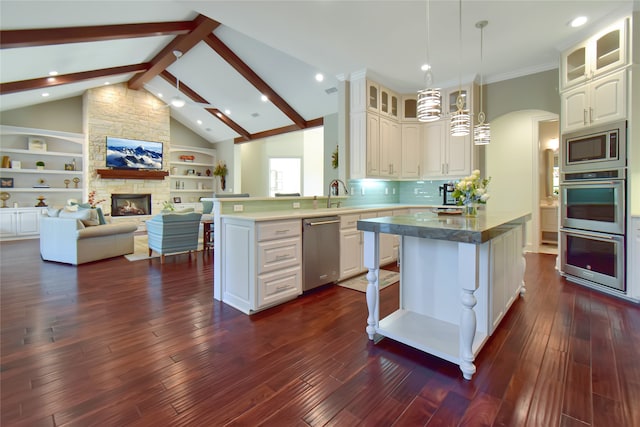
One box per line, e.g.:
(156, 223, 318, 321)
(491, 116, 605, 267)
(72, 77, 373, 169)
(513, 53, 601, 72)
(105, 136, 163, 170)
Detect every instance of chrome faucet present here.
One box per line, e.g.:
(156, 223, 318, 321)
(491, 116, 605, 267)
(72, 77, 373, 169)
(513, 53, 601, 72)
(327, 179, 349, 208)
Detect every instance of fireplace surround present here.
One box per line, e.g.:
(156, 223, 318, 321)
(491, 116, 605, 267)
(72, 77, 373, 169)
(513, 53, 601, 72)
(111, 193, 151, 216)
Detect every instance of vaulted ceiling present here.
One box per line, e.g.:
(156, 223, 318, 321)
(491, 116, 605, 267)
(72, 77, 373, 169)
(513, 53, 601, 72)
(0, 1, 634, 144)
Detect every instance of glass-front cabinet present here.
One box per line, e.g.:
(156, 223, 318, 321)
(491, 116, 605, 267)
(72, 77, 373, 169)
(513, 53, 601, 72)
(561, 18, 628, 89)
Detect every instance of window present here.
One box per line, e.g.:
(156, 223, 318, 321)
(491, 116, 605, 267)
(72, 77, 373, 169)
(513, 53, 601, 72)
(269, 158, 301, 197)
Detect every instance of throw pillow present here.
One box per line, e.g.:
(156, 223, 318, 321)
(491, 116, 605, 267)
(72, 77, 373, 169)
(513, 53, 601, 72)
(46, 207, 62, 217)
(59, 208, 93, 226)
(72, 202, 106, 225)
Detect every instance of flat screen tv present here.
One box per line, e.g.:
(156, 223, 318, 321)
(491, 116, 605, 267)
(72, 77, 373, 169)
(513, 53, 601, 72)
(105, 136, 163, 170)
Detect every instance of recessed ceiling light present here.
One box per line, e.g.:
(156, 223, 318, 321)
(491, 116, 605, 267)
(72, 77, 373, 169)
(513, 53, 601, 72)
(197, 120, 203, 125)
(41, 93, 50, 97)
(261, 94, 268, 102)
(224, 109, 231, 115)
(570, 16, 587, 27)
(103, 81, 110, 85)
(48, 71, 58, 76)
(157, 93, 163, 98)
(421, 64, 431, 72)
(315, 73, 324, 82)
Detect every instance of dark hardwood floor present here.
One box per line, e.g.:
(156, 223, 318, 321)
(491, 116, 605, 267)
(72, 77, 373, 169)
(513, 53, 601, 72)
(1, 239, 639, 426)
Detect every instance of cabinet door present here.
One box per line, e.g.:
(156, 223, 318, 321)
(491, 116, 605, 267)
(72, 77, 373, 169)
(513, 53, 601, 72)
(561, 85, 589, 132)
(446, 133, 471, 177)
(561, 42, 588, 89)
(490, 233, 507, 334)
(590, 70, 626, 126)
(367, 81, 379, 112)
(379, 233, 395, 266)
(423, 120, 445, 177)
(379, 117, 400, 177)
(16, 210, 39, 235)
(401, 123, 422, 178)
(0, 211, 17, 238)
(350, 112, 367, 179)
(402, 96, 418, 121)
(591, 20, 627, 79)
(366, 113, 380, 176)
(340, 229, 362, 280)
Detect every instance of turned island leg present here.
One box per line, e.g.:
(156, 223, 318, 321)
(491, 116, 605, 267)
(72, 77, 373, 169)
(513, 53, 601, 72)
(458, 242, 479, 380)
(362, 231, 380, 340)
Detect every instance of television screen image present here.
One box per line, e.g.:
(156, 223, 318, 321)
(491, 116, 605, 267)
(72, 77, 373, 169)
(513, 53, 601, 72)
(106, 137, 163, 170)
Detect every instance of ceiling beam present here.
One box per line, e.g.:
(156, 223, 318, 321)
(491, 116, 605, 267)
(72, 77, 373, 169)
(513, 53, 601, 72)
(204, 33, 307, 130)
(127, 15, 220, 90)
(0, 21, 196, 49)
(160, 71, 251, 141)
(233, 117, 324, 144)
(0, 63, 149, 95)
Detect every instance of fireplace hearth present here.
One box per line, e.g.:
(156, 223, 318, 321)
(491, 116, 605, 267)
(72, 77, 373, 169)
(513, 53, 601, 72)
(111, 193, 151, 216)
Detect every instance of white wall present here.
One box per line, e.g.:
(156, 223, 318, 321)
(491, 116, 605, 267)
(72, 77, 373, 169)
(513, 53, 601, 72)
(486, 110, 556, 249)
(303, 127, 324, 196)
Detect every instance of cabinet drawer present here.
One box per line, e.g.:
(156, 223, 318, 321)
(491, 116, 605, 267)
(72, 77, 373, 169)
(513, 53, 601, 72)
(340, 214, 360, 230)
(258, 237, 301, 274)
(258, 266, 301, 308)
(257, 219, 300, 241)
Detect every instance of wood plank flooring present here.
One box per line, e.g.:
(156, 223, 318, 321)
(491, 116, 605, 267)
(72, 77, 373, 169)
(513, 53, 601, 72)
(1, 239, 639, 426)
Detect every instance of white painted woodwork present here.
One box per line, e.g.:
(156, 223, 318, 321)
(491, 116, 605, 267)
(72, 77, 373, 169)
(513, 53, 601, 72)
(400, 123, 422, 179)
(362, 222, 525, 380)
(560, 18, 628, 90)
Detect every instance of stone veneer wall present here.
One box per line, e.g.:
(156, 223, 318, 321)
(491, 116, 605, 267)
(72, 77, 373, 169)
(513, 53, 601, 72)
(83, 83, 170, 215)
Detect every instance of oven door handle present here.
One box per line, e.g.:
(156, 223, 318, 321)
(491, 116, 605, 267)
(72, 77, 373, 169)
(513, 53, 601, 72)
(560, 180, 621, 186)
(560, 228, 617, 240)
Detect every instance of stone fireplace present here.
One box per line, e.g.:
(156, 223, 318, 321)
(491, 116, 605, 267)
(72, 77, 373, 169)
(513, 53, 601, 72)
(83, 83, 170, 216)
(111, 193, 152, 216)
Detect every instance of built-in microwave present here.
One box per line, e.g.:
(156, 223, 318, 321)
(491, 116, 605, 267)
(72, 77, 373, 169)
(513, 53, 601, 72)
(562, 120, 626, 173)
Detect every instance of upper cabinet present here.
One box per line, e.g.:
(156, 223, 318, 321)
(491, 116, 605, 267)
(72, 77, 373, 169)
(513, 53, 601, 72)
(401, 96, 418, 122)
(380, 87, 399, 119)
(560, 18, 629, 90)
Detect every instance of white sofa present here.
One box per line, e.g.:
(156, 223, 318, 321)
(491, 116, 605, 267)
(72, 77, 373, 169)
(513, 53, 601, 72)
(40, 215, 138, 265)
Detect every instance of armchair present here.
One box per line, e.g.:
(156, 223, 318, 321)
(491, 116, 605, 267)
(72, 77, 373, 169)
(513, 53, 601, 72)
(146, 212, 202, 263)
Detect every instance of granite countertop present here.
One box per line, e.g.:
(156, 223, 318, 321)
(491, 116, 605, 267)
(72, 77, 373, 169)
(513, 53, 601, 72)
(357, 209, 531, 244)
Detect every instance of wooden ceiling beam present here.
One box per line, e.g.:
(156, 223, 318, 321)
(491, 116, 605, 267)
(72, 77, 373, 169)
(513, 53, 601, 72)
(127, 15, 220, 90)
(160, 71, 251, 141)
(233, 117, 324, 144)
(0, 21, 196, 49)
(204, 33, 307, 130)
(0, 63, 149, 95)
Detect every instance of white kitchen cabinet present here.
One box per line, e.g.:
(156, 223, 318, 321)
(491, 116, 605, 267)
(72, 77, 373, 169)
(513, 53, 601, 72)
(169, 145, 216, 202)
(221, 217, 301, 314)
(423, 119, 472, 179)
(366, 113, 381, 176)
(0, 208, 43, 240)
(0, 125, 85, 210)
(401, 95, 418, 122)
(489, 226, 523, 334)
(380, 87, 399, 119)
(379, 117, 400, 178)
(339, 211, 392, 280)
(401, 123, 422, 179)
(367, 80, 380, 112)
(540, 205, 558, 245)
(560, 18, 628, 90)
(561, 69, 626, 132)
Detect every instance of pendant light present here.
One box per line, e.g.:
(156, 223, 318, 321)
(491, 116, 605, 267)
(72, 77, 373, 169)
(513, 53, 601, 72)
(417, 0, 441, 122)
(451, 0, 470, 136)
(474, 20, 490, 145)
(169, 50, 186, 108)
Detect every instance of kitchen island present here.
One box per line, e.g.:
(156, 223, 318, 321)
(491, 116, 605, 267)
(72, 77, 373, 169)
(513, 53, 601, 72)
(357, 210, 530, 380)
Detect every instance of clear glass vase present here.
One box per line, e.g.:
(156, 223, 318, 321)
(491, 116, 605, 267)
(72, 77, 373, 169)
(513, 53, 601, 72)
(464, 203, 478, 217)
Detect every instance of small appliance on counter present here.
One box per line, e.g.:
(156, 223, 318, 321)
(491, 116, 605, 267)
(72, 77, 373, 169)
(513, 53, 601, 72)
(439, 183, 457, 205)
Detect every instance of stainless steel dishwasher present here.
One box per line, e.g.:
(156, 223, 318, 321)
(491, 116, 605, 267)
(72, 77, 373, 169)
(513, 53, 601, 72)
(302, 216, 340, 291)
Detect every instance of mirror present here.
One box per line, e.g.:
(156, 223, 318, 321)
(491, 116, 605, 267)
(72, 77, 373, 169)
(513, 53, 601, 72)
(544, 149, 559, 198)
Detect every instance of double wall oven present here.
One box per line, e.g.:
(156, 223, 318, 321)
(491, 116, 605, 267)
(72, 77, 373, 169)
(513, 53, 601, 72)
(559, 120, 627, 292)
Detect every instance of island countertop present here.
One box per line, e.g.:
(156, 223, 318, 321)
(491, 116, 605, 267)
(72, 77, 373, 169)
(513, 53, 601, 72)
(357, 210, 531, 244)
